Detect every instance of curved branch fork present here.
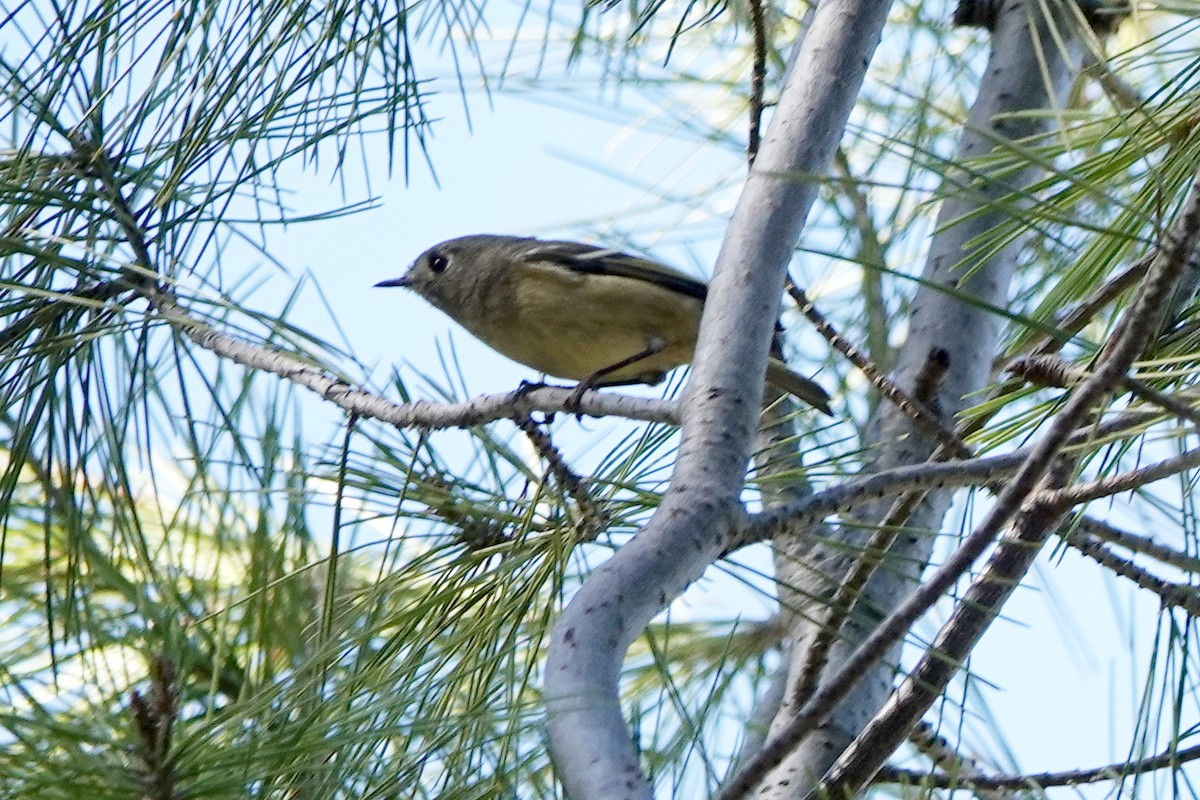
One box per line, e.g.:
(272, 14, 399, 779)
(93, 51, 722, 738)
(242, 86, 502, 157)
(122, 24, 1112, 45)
(541, 0, 895, 797)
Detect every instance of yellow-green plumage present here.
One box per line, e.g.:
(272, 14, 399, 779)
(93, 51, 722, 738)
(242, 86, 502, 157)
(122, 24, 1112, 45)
(376, 234, 831, 415)
(499, 258, 700, 384)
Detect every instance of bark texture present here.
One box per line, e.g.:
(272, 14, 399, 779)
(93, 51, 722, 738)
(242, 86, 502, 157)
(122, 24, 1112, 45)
(758, 2, 1088, 796)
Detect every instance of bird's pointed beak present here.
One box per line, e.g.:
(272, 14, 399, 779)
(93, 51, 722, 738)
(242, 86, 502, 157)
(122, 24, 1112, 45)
(374, 275, 411, 288)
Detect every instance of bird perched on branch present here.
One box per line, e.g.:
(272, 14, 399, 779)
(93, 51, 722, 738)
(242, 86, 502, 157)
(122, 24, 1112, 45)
(376, 234, 831, 415)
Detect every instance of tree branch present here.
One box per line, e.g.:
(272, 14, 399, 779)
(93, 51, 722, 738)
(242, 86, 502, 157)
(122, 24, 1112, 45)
(790, 286, 969, 457)
(1075, 515, 1200, 573)
(720, 162, 1200, 795)
(877, 740, 1200, 790)
(1066, 532, 1200, 616)
(750, 2, 1092, 792)
(735, 404, 1190, 551)
(819, 161, 1200, 795)
(1010, 353, 1200, 428)
(512, 414, 611, 540)
(1050, 444, 1200, 507)
(541, 0, 895, 795)
(149, 292, 682, 427)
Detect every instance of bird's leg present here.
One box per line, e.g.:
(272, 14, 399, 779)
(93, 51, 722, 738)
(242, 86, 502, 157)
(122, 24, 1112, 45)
(513, 379, 550, 398)
(566, 337, 668, 415)
(510, 379, 559, 424)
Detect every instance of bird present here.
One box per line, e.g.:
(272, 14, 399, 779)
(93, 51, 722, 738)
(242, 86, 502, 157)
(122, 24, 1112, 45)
(376, 234, 831, 415)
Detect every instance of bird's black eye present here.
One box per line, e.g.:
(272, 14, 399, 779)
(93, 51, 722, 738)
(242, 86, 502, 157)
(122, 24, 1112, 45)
(428, 252, 450, 274)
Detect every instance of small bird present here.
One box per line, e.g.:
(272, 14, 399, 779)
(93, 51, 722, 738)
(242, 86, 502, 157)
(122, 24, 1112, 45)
(376, 234, 831, 415)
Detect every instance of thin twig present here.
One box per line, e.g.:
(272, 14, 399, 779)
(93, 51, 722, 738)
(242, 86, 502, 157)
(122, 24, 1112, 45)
(0, 279, 134, 353)
(1029, 253, 1152, 358)
(877, 740, 1200, 790)
(747, 0, 768, 165)
(69, 135, 156, 282)
(2, 138, 158, 354)
(1066, 532, 1200, 616)
(1081, 49, 1143, 112)
(732, 452, 1018, 552)
(1011, 353, 1200, 428)
(1049, 444, 1200, 507)
(735, 405, 1167, 551)
(831, 148, 891, 376)
(905, 720, 1011, 800)
(513, 413, 610, 541)
(960, 254, 1152, 444)
(789, 285, 971, 458)
(418, 471, 513, 551)
(1076, 515, 1200, 573)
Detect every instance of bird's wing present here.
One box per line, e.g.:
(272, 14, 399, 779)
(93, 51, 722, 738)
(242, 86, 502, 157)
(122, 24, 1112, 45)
(524, 239, 708, 302)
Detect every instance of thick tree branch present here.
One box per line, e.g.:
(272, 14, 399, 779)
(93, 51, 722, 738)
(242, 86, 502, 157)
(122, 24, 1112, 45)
(749, 3, 1093, 794)
(541, 0, 894, 795)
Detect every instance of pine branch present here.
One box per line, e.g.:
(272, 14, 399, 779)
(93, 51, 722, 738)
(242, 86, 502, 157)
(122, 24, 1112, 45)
(877, 740, 1200, 790)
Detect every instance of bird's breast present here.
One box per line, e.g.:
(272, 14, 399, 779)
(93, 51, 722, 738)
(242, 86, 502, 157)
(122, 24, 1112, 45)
(475, 261, 703, 382)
